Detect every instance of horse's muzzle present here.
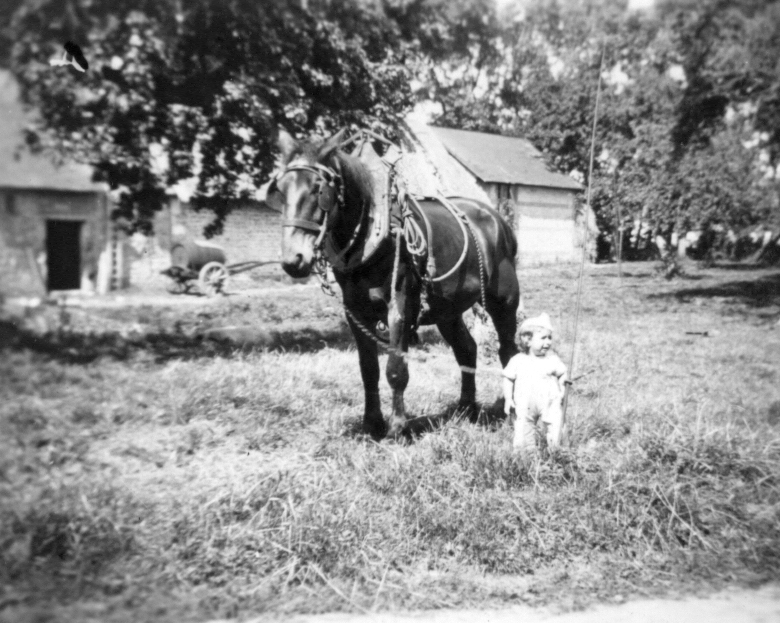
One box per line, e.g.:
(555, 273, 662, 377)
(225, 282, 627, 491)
(281, 228, 316, 278)
(281, 254, 313, 279)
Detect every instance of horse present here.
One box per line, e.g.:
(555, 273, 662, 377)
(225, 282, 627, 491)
(269, 129, 520, 439)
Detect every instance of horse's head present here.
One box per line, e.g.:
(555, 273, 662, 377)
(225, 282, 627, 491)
(268, 129, 346, 278)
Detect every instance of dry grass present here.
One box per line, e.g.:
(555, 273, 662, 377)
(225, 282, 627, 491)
(1, 262, 779, 623)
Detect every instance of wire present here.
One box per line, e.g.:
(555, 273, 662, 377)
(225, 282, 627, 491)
(563, 45, 605, 423)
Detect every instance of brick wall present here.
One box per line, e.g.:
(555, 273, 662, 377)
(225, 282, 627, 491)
(180, 200, 282, 264)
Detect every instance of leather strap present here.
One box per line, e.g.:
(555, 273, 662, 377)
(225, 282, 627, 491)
(282, 217, 321, 232)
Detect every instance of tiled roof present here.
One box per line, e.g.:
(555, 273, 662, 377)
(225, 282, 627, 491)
(429, 126, 582, 191)
(0, 69, 105, 193)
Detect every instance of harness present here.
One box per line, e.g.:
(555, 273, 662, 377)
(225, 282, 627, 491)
(271, 135, 487, 313)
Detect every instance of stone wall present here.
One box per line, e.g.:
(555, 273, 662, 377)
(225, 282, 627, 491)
(0, 188, 107, 297)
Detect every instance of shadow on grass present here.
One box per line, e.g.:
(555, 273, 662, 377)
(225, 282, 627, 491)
(707, 261, 780, 272)
(337, 398, 507, 443)
(0, 320, 357, 364)
(648, 271, 780, 307)
(400, 398, 508, 441)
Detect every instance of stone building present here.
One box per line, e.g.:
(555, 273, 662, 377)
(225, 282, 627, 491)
(0, 69, 112, 298)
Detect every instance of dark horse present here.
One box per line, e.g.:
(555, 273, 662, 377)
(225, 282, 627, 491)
(271, 129, 520, 439)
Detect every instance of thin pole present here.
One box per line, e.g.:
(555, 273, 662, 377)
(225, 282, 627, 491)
(616, 199, 623, 282)
(563, 46, 605, 429)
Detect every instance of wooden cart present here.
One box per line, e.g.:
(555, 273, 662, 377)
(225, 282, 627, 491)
(161, 242, 280, 296)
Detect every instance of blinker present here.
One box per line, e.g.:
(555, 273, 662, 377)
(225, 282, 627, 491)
(318, 181, 337, 213)
(264, 179, 285, 213)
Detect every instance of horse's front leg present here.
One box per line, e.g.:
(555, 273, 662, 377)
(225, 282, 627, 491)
(386, 269, 413, 438)
(345, 311, 386, 440)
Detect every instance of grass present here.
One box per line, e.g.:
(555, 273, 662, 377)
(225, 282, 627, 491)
(0, 262, 779, 622)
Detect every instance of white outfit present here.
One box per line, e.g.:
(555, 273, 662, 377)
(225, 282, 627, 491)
(503, 352, 567, 459)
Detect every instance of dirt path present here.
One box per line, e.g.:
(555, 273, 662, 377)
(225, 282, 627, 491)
(227, 585, 780, 623)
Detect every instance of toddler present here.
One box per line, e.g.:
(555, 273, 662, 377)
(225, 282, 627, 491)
(503, 313, 568, 461)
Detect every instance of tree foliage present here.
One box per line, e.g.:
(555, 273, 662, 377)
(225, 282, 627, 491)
(9, 0, 414, 233)
(425, 0, 780, 241)
(7, 0, 780, 239)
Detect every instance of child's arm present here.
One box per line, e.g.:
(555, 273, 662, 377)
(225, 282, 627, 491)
(551, 353, 568, 397)
(558, 372, 568, 397)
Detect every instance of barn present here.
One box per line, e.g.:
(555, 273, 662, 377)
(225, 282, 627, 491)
(403, 118, 590, 267)
(0, 69, 112, 298)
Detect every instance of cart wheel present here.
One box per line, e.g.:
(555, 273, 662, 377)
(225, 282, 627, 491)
(199, 261, 229, 296)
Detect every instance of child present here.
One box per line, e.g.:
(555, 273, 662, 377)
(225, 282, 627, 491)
(503, 313, 568, 461)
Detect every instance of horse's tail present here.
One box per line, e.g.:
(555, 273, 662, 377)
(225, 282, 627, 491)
(494, 204, 518, 268)
(504, 214, 519, 268)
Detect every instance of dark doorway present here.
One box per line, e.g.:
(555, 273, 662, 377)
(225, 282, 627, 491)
(46, 220, 82, 291)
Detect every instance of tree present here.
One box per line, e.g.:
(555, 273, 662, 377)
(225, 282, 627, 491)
(420, 0, 780, 246)
(387, 0, 507, 132)
(664, 0, 780, 229)
(9, 0, 414, 234)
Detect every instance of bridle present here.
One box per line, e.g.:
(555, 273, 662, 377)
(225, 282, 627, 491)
(271, 158, 369, 268)
(270, 161, 344, 250)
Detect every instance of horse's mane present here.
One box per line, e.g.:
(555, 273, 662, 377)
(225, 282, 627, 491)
(334, 151, 374, 207)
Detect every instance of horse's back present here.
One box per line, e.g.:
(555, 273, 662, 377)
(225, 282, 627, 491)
(449, 196, 517, 258)
(411, 195, 518, 306)
(414, 196, 517, 267)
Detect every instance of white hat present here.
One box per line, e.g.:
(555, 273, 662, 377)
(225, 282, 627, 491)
(520, 312, 554, 333)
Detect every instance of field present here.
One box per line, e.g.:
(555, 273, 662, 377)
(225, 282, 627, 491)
(1, 262, 779, 623)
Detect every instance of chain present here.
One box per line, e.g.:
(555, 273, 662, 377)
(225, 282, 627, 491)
(314, 254, 338, 298)
(344, 306, 411, 361)
(461, 214, 488, 311)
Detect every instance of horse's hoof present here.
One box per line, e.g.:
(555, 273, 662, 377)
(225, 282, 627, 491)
(363, 419, 388, 441)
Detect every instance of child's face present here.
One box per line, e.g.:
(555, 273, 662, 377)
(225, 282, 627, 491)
(528, 328, 553, 357)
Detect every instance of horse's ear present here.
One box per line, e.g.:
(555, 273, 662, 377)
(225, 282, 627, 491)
(277, 128, 297, 163)
(318, 128, 348, 160)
